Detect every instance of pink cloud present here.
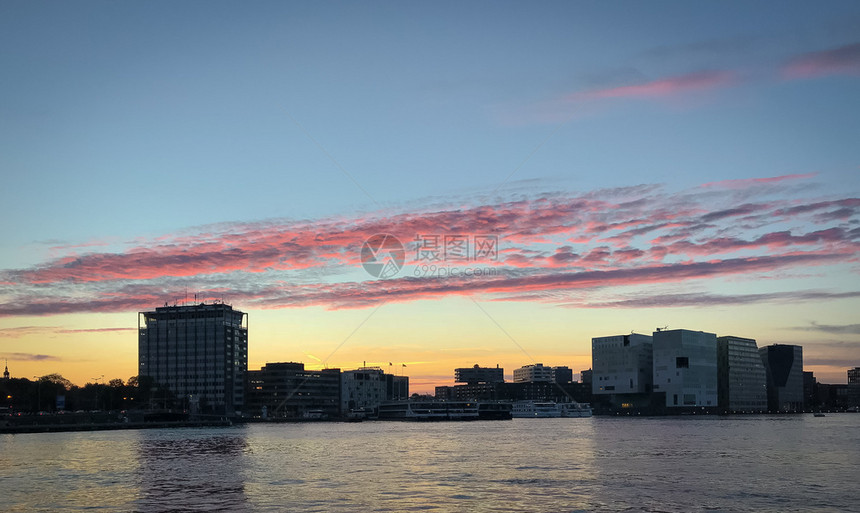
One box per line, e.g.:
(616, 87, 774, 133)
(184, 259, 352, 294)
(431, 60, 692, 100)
(573, 70, 736, 100)
(1, 178, 858, 317)
(700, 173, 817, 190)
(783, 42, 860, 79)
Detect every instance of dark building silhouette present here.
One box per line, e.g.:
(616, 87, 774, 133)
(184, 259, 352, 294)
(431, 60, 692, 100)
(759, 344, 803, 412)
(138, 303, 248, 415)
(454, 364, 504, 385)
(246, 362, 341, 418)
(848, 367, 860, 407)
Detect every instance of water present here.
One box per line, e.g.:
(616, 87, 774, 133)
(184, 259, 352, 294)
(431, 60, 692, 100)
(2, 415, 859, 512)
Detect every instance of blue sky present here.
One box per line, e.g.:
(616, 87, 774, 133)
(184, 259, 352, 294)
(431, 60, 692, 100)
(1, 1, 858, 388)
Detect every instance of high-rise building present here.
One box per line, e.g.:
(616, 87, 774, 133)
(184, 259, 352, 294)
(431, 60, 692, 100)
(246, 362, 341, 418)
(716, 336, 767, 412)
(455, 364, 504, 385)
(847, 367, 860, 407)
(138, 303, 248, 415)
(592, 333, 653, 395)
(653, 329, 718, 409)
(759, 344, 804, 412)
(513, 363, 554, 383)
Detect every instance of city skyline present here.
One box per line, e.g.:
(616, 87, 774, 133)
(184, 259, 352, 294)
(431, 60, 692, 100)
(2, 2, 859, 391)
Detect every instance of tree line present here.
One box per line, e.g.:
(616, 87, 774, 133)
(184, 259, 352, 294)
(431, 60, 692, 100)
(0, 374, 159, 413)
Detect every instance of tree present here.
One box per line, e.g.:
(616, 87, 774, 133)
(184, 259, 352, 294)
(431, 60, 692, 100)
(108, 378, 124, 388)
(39, 373, 73, 390)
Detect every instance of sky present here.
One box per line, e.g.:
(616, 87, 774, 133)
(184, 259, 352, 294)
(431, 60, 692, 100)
(1, 1, 859, 392)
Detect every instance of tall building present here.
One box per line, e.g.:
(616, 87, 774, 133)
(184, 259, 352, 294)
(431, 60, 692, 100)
(592, 333, 653, 395)
(455, 364, 504, 385)
(513, 363, 554, 383)
(246, 362, 341, 418)
(716, 336, 767, 412)
(138, 303, 248, 415)
(653, 329, 718, 409)
(759, 344, 804, 412)
(849, 367, 860, 407)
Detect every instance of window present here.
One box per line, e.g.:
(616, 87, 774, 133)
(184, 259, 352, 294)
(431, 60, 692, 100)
(676, 357, 689, 368)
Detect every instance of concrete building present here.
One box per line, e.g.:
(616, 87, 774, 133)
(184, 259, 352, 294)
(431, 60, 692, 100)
(341, 367, 395, 414)
(653, 329, 718, 409)
(592, 333, 653, 395)
(513, 363, 554, 383)
(246, 363, 341, 418)
(138, 303, 248, 415)
(717, 336, 767, 412)
(759, 344, 804, 412)
(455, 364, 504, 385)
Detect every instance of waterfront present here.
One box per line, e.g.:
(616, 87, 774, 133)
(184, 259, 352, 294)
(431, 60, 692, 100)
(2, 415, 858, 512)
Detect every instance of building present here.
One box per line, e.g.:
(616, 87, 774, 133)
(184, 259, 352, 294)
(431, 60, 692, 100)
(246, 363, 341, 418)
(592, 333, 653, 395)
(552, 366, 573, 384)
(716, 336, 767, 412)
(759, 344, 804, 412)
(386, 374, 410, 401)
(341, 367, 388, 414)
(513, 363, 554, 383)
(138, 302, 248, 415)
(455, 364, 504, 385)
(653, 329, 718, 409)
(848, 367, 860, 407)
(3, 360, 8, 380)
(580, 369, 592, 387)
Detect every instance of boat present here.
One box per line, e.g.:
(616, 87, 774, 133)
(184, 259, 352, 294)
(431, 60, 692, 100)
(512, 401, 562, 418)
(377, 401, 511, 421)
(814, 412, 826, 417)
(511, 401, 593, 418)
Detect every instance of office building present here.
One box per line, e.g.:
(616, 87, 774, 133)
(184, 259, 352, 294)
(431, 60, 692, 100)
(138, 302, 248, 415)
(592, 333, 653, 395)
(653, 329, 718, 409)
(513, 363, 554, 383)
(246, 362, 341, 418)
(759, 344, 804, 412)
(455, 364, 504, 385)
(716, 336, 767, 412)
(341, 367, 388, 414)
(552, 366, 573, 383)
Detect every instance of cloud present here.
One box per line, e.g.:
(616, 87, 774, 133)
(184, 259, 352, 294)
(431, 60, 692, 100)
(792, 322, 860, 335)
(0, 174, 857, 316)
(556, 290, 860, 309)
(783, 42, 860, 79)
(572, 70, 736, 100)
(1, 352, 61, 362)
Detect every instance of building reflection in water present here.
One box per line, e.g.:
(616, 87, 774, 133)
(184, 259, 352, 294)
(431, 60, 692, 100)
(134, 429, 250, 512)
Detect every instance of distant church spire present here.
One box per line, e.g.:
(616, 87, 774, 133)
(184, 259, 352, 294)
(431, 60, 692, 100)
(3, 360, 9, 380)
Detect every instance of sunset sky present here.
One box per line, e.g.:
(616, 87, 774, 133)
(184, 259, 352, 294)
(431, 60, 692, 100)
(2, 1, 859, 392)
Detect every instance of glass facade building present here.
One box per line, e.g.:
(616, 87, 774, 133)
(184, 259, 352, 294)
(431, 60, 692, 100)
(717, 336, 767, 412)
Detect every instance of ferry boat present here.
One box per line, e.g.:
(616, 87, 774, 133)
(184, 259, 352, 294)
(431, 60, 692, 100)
(511, 401, 593, 418)
(377, 401, 512, 421)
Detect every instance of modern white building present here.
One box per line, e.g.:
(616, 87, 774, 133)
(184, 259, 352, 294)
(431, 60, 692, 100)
(513, 363, 554, 383)
(717, 336, 767, 412)
(592, 333, 653, 395)
(759, 344, 804, 411)
(653, 329, 718, 408)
